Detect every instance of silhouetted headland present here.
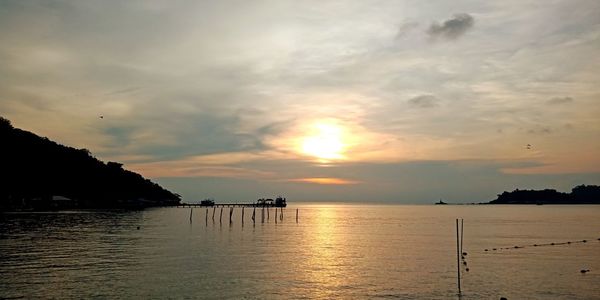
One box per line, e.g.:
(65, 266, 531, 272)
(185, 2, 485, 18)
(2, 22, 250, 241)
(488, 185, 600, 204)
(0, 117, 181, 211)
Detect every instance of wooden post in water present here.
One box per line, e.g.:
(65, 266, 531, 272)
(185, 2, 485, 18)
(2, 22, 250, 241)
(252, 206, 256, 224)
(456, 219, 461, 295)
(229, 207, 234, 224)
(205, 208, 208, 225)
(220, 207, 223, 224)
(267, 207, 270, 221)
(296, 208, 298, 223)
(242, 207, 245, 224)
(460, 219, 464, 256)
(261, 207, 265, 223)
(189, 208, 193, 223)
(212, 207, 216, 222)
(280, 207, 283, 221)
(275, 207, 278, 224)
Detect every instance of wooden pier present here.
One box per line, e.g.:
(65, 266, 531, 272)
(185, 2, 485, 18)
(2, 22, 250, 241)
(175, 203, 285, 208)
(175, 196, 287, 208)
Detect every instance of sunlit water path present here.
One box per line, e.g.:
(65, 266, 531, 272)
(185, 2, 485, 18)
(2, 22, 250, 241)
(1, 204, 599, 299)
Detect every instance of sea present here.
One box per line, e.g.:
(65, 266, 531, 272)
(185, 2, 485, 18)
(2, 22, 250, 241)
(1, 204, 599, 299)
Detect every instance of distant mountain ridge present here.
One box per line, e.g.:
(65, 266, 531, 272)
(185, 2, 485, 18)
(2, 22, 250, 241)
(0, 117, 181, 210)
(489, 185, 600, 204)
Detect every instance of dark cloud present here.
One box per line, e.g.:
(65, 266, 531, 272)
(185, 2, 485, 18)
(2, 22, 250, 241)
(407, 94, 439, 108)
(158, 159, 596, 203)
(547, 96, 574, 105)
(427, 13, 474, 40)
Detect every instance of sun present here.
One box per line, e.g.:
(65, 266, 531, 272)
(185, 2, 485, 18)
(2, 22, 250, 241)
(301, 123, 346, 161)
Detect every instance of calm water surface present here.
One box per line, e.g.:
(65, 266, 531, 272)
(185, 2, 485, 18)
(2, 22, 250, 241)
(1, 204, 599, 299)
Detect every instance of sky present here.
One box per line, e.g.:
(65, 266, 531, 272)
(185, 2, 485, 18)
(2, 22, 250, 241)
(1, 0, 599, 203)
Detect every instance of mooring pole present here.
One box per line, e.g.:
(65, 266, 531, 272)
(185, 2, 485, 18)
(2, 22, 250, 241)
(460, 219, 464, 257)
(242, 207, 245, 224)
(212, 207, 216, 222)
(205, 208, 208, 225)
(189, 208, 193, 223)
(261, 207, 265, 223)
(267, 207, 270, 221)
(456, 219, 462, 295)
(252, 206, 256, 224)
(229, 207, 234, 224)
(220, 207, 223, 224)
(280, 208, 283, 221)
(296, 208, 298, 223)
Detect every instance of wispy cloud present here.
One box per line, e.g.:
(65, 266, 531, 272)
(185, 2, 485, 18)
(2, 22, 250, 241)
(285, 177, 360, 185)
(407, 94, 439, 108)
(396, 21, 419, 39)
(547, 96, 574, 105)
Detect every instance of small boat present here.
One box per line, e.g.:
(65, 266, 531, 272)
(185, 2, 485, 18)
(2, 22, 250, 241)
(435, 199, 447, 205)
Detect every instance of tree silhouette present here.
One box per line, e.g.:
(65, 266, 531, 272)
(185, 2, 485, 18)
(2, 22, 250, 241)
(0, 116, 180, 210)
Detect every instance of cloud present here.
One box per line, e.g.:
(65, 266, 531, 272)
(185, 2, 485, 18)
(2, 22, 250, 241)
(396, 21, 419, 39)
(427, 13, 474, 40)
(285, 177, 360, 185)
(407, 94, 439, 108)
(527, 127, 552, 135)
(547, 96, 574, 105)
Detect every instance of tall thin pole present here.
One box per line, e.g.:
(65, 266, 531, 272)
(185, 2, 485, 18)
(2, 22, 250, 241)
(189, 208, 193, 223)
(460, 219, 464, 256)
(229, 207, 234, 224)
(212, 207, 216, 222)
(242, 207, 245, 224)
(456, 219, 462, 295)
(205, 208, 208, 225)
(296, 208, 298, 223)
(220, 207, 223, 224)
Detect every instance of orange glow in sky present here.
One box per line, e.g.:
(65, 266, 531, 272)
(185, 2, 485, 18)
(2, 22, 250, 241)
(300, 122, 347, 161)
(288, 177, 360, 185)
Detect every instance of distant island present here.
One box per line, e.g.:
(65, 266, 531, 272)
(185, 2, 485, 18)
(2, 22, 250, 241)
(489, 185, 600, 204)
(0, 117, 181, 211)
